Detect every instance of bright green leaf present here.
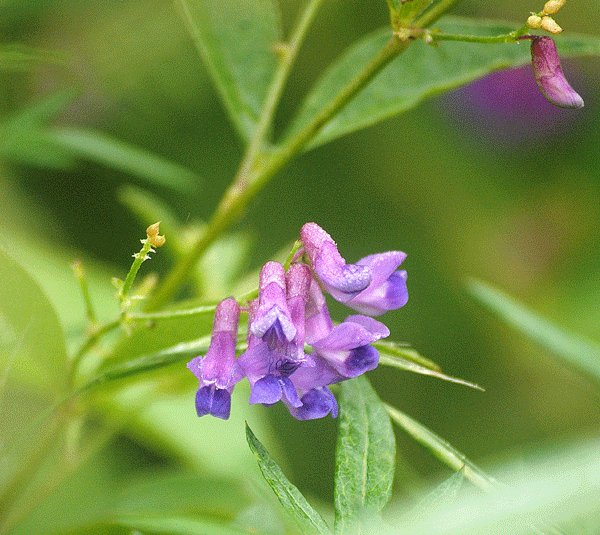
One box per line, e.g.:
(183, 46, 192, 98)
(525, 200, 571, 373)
(176, 0, 282, 141)
(285, 17, 600, 150)
(45, 126, 201, 193)
(245, 424, 333, 535)
(384, 403, 496, 492)
(466, 278, 600, 386)
(334, 376, 395, 535)
(0, 246, 68, 393)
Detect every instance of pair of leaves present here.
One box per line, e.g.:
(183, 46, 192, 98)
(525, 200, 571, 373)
(246, 376, 395, 535)
(179, 1, 600, 151)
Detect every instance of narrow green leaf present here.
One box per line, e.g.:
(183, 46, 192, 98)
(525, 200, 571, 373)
(334, 376, 395, 534)
(378, 352, 485, 391)
(0, 91, 77, 168)
(45, 126, 201, 193)
(245, 424, 333, 535)
(467, 278, 600, 385)
(286, 17, 600, 150)
(78, 335, 212, 395)
(374, 340, 441, 371)
(176, 0, 282, 141)
(384, 403, 496, 492)
(0, 246, 68, 393)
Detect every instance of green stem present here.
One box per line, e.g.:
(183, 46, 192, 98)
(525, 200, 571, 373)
(120, 238, 154, 306)
(147, 6, 410, 311)
(429, 25, 529, 44)
(71, 260, 96, 323)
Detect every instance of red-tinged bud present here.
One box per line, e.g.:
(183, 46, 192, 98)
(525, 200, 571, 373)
(531, 36, 584, 109)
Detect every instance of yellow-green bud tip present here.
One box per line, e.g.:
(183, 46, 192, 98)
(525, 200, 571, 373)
(146, 222, 165, 247)
(527, 14, 543, 29)
(541, 16, 563, 34)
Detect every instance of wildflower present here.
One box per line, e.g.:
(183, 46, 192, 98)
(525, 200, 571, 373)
(236, 262, 304, 408)
(300, 222, 408, 316)
(187, 298, 240, 419)
(530, 36, 584, 109)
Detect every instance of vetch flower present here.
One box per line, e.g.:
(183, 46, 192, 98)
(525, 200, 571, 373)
(187, 298, 240, 419)
(300, 222, 408, 316)
(530, 36, 584, 109)
(310, 314, 390, 378)
(300, 223, 371, 303)
(235, 262, 304, 409)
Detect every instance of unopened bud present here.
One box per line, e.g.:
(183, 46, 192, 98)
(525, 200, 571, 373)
(542, 0, 566, 15)
(541, 16, 563, 34)
(146, 222, 166, 247)
(527, 14, 543, 29)
(530, 36, 584, 109)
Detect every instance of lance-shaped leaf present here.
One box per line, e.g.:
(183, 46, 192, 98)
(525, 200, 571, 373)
(176, 0, 282, 141)
(467, 278, 600, 386)
(285, 17, 600, 150)
(334, 376, 395, 534)
(246, 424, 332, 535)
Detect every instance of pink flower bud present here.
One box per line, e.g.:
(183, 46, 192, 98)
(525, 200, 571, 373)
(531, 36, 584, 109)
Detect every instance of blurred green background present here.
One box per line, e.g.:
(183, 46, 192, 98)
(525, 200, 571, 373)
(2, 0, 600, 511)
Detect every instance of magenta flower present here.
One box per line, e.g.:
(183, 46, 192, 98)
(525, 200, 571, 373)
(187, 298, 241, 419)
(530, 36, 584, 109)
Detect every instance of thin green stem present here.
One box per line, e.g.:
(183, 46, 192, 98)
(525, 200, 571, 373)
(128, 304, 217, 321)
(71, 260, 96, 323)
(428, 25, 529, 44)
(120, 238, 154, 306)
(147, 7, 410, 311)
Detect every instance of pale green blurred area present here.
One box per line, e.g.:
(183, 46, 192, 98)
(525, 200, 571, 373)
(1, 0, 600, 520)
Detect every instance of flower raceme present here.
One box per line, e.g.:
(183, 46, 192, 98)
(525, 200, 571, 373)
(187, 223, 408, 420)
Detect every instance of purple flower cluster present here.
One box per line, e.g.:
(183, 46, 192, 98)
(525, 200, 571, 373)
(187, 223, 408, 420)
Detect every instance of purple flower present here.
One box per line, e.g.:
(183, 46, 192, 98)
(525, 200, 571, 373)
(300, 223, 371, 303)
(300, 222, 408, 316)
(187, 298, 240, 419)
(235, 262, 305, 408)
(530, 36, 584, 109)
(311, 315, 390, 378)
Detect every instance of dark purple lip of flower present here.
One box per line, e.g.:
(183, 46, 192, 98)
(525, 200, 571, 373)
(196, 385, 231, 420)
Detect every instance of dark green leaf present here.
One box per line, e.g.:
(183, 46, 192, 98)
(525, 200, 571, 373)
(245, 424, 332, 535)
(0, 246, 68, 393)
(285, 17, 600, 150)
(176, 0, 282, 141)
(384, 403, 496, 492)
(334, 376, 395, 534)
(466, 278, 600, 386)
(46, 127, 201, 193)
